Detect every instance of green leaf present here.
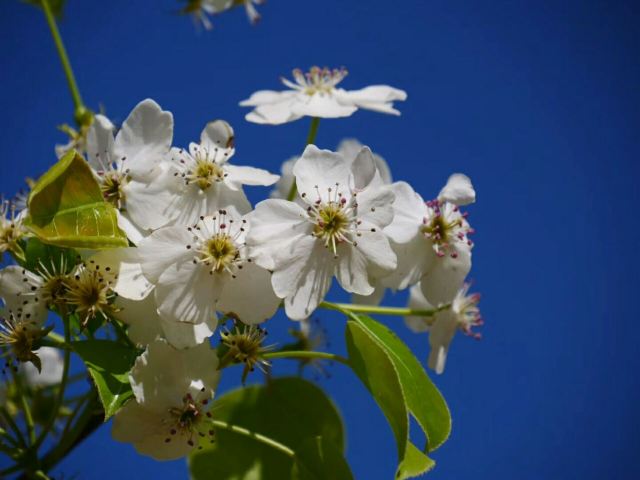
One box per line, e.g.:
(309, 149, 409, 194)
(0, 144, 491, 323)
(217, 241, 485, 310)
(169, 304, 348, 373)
(72, 340, 138, 420)
(21, 236, 78, 273)
(25, 150, 128, 249)
(349, 314, 451, 451)
(22, 0, 67, 18)
(346, 318, 439, 479)
(292, 436, 353, 480)
(189, 377, 348, 480)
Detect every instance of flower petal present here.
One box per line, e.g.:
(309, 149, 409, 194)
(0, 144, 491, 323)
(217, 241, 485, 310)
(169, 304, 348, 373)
(272, 242, 335, 320)
(224, 165, 279, 190)
(245, 199, 310, 271)
(113, 99, 173, 178)
(239, 90, 296, 107)
(217, 262, 280, 324)
(290, 94, 357, 119)
(293, 145, 352, 201)
(86, 114, 115, 170)
(420, 245, 472, 305)
(438, 173, 476, 206)
(384, 181, 426, 244)
(137, 226, 194, 284)
(200, 120, 235, 151)
(155, 262, 220, 327)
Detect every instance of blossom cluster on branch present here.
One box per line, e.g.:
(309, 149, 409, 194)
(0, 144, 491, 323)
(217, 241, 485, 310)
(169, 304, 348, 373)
(0, 60, 483, 479)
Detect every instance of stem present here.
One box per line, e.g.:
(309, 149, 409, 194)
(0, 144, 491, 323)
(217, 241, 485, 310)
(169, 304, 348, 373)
(9, 367, 35, 445)
(33, 315, 71, 451)
(211, 420, 295, 458)
(0, 407, 27, 449)
(318, 301, 449, 321)
(39, 393, 102, 473)
(286, 117, 320, 201)
(111, 320, 136, 350)
(264, 350, 349, 365)
(40, 0, 86, 123)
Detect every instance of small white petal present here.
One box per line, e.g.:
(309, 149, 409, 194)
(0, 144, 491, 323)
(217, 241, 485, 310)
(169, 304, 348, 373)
(224, 165, 279, 190)
(155, 262, 219, 328)
(438, 173, 476, 206)
(384, 182, 426, 244)
(113, 99, 173, 178)
(217, 262, 280, 324)
(290, 94, 358, 119)
(200, 120, 234, 152)
(293, 145, 351, 201)
(138, 227, 194, 284)
(420, 245, 472, 305)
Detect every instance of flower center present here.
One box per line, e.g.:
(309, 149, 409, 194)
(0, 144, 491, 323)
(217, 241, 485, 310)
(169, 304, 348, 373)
(64, 265, 117, 326)
(199, 234, 239, 273)
(100, 171, 129, 209)
(41, 276, 69, 310)
(420, 201, 471, 258)
(188, 156, 225, 191)
(0, 314, 47, 370)
(220, 323, 272, 384)
(305, 186, 358, 257)
(164, 391, 215, 448)
(282, 67, 348, 96)
(0, 201, 24, 255)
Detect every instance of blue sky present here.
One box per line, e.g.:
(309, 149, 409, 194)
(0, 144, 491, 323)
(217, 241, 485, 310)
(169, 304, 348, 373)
(1, 0, 639, 478)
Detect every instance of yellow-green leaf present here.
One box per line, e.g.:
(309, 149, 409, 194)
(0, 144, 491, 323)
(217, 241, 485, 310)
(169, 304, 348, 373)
(25, 150, 128, 249)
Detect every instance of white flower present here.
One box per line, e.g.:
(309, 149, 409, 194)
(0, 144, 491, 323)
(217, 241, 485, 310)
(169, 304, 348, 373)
(405, 283, 482, 374)
(380, 176, 476, 305)
(0, 200, 27, 261)
(112, 340, 219, 460)
(160, 121, 278, 226)
(246, 145, 397, 320)
(270, 138, 392, 199)
(20, 346, 64, 387)
(240, 67, 407, 125)
(137, 212, 281, 346)
(188, 0, 263, 30)
(0, 266, 49, 326)
(85, 99, 175, 244)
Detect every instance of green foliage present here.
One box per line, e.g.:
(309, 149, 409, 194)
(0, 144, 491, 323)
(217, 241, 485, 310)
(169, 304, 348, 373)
(189, 377, 351, 480)
(345, 313, 452, 479)
(291, 436, 353, 480)
(71, 340, 138, 420)
(25, 150, 128, 249)
(22, 0, 67, 18)
(21, 236, 78, 273)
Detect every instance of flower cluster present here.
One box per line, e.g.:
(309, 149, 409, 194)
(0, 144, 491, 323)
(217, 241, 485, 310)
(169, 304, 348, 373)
(1, 68, 482, 462)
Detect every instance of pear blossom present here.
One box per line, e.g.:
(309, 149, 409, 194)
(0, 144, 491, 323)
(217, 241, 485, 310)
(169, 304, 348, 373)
(112, 340, 219, 460)
(20, 346, 64, 387)
(160, 121, 278, 225)
(0, 200, 27, 261)
(240, 66, 407, 125)
(136, 212, 281, 346)
(376, 174, 476, 306)
(270, 138, 392, 199)
(81, 248, 219, 349)
(0, 266, 49, 325)
(84, 99, 176, 244)
(184, 0, 263, 30)
(405, 283, 482, 374)
(246, 145, 397, 320)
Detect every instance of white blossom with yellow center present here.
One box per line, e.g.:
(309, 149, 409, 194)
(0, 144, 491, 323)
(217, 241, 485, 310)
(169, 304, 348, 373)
(85, 99, 176, 244)
(240, 66, 408, 125)
(247, 144, 397, 320)
(136, 212, 280, 347)
(112, 340, 219, 460)
(160, 120, 279, 226)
